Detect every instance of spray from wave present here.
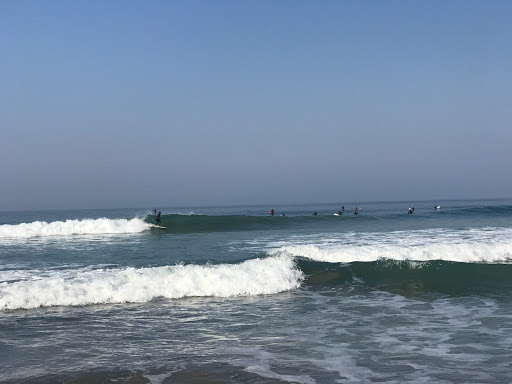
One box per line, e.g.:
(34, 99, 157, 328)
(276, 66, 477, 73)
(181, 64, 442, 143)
(0, 256, 303, 310)
(0, 218, 150, 239)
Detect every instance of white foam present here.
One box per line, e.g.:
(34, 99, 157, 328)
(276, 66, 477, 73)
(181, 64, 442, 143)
(271, 242, 512, 263)
(268, 228, 512, 264)
(0, 256, 303, 310)
(0, 218, 150, 239)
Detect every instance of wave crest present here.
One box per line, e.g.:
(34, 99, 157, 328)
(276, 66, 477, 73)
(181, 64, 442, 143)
(0, 218, 150, 239)
(0, 256, 303, 310)
(270, 242, 512, 264)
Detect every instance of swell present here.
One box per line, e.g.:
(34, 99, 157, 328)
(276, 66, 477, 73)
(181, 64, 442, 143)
(143, 214, 371, 233)
(146, 214, 283, 233)
(440, 204, 512, 217)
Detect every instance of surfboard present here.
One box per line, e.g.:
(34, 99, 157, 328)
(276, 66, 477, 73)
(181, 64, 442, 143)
(150, 225, 167, 229)
(333, 213, 342, 216)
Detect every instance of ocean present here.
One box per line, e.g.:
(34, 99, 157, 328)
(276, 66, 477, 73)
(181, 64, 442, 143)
(1, 199, 511, 383)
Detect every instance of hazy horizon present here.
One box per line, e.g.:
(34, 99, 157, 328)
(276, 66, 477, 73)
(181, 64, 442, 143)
(2, 1, 511, 211)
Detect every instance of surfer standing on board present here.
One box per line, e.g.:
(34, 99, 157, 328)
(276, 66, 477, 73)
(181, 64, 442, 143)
(155, 211, 161, 226)
(270, 209, 274, 216)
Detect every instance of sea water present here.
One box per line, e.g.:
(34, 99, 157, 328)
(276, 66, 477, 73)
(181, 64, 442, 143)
(1, 200, 511, 383)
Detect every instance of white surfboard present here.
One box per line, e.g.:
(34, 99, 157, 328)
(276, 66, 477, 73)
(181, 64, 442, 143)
(333, 213, 342, 216)
(150, 224, 167, 229)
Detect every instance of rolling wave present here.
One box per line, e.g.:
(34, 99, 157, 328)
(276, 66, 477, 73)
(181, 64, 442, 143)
(297, 258, 512, 294)
(270, 242, 512, 264)
(144, 214, 286, 233)
(0, 218, 149, 239)
(0, 256, 303, 310)
(143, 213, 372, 233)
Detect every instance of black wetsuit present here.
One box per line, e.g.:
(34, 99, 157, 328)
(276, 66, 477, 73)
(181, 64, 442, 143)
(155, 212, 161, 225)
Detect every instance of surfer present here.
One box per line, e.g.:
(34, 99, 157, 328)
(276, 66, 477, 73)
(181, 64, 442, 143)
(337, 210, 343, 215)
(354, 206, 359, 215)
(155, 211, 161, 225)
(153, 209, 157, 216)
(270, 209, 274, 216)
(434, 205, 440, 210)
(408, 207, 415, 214)
(342, 206, 345, 213)
(313, 212, 318, 216)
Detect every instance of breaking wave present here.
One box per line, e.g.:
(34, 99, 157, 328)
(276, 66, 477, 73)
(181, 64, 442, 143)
(0, 218, 150, 239)
(0, 256, 303, 310)
(270, 242, 512, 264)
(267, 227, 512, 264)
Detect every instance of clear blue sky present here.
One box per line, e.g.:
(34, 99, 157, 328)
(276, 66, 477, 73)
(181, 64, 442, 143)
(1, 0, 511, 210)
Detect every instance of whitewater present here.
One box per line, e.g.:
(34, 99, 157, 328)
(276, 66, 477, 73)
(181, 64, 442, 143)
(0, 217, 149, 238)
(0, 255, 302, 310)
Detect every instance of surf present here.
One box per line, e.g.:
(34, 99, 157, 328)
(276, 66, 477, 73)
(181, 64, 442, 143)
(271, 242, 512, 264)
(267, 227, 512, 264)
(0, 255, 303, 310)
(0, 218, 150, 239)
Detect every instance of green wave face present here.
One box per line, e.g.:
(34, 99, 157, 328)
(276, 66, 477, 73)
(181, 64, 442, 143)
(145, 214, 299, 233)
(297, 259, 512, 297)
(144, 213, 375, 233)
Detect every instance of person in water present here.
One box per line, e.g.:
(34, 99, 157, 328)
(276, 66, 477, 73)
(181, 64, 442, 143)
(342, 206, 345, 213)
(337, 210, 342, 215)
(155, 211, 161, 225)
(313, 212, 318, 216)
(354, 206, 359, 215)
(270, 209, 274, 216)
(408, 207, 415, 214)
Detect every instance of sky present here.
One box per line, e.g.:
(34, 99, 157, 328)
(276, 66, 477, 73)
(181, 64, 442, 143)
(1, 0, 511, 210)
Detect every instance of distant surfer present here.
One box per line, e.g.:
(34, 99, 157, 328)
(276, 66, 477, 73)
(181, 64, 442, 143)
(313, 212, 318, 216)
(354, 206, 359, 215)
(155, 211, 161, 225)
(153, 209, 157, 216)
(434, 205, 440, 210)
(408, 207, 415, 214)
(337, 210, 343, 215)
(270, 209, 274, 216)
(341, 206, 345, 213)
